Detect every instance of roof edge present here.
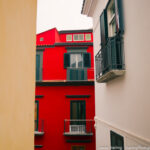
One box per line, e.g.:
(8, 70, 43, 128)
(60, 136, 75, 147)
(59, 29, 92, 34)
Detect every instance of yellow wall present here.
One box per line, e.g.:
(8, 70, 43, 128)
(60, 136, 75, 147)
(0, 0, 36, 149)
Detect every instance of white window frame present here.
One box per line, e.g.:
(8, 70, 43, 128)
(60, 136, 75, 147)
(66, 34, 72, 42)
(73, 34, 84, 41)
(85, 34, 91, 41)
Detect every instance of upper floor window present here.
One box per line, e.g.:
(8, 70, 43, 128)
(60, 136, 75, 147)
(70, 53, 83, 68)
(64, 51, 91, 81)
(95, 0, 125, 83)
(66, 34, 72, 41)
(85, 34, 91, 41)
(107, 0, 116, 37)
(36, 51, 43, 81)
(40, 37, 44, 41)
(73, 34, 84, 41)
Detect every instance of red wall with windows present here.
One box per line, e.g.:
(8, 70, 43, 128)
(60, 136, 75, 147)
(39, 45, 94, 81)
(35, 28, 95, 150)
(35, 85, 95, 150)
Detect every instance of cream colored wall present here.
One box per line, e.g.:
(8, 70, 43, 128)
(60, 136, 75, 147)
(0, 0, 36, 150)
(90, 0, 150, 149)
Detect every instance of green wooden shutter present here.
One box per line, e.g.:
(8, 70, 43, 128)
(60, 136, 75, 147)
(83, 53, 91, 68)
(115, 0, 124, 34)
(100, 9, 108, 47)
(64, 53, 70, 68)
(36, 54, 40, 80)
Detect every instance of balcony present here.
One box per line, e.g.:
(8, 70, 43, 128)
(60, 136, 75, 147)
(95, 35, 125, 83)
(63, 119, 94, 136)
(34, 120, 44, 136)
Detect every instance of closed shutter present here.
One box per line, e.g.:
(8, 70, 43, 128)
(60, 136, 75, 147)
(100, 9, 108, 47)
(115, 0, 124, 34)
(83, 53, 91, 68)
(64, 53, 70, 68)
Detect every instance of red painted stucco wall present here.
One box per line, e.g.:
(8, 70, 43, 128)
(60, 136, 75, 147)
(35, 85, 95, 150)
(35, 28, 95, 150)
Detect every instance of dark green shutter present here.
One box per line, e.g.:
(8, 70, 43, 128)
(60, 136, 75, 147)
(36, 54, 40, 80)
(83, 53, 91, 68)
(116, 0, 124, 34)
(110, 131, 124, 150)
(64, 53, 70, 68)
(100, 9, 108, 47)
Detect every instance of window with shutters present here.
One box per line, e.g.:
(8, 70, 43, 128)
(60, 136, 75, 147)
(36, 51, 43, 81)
(95, 0, 125, 83)
(64, 51, 91, 81)
(110, 131, 124, 150)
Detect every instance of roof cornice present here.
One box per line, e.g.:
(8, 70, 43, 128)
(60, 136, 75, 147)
(81, 0, 97, 17)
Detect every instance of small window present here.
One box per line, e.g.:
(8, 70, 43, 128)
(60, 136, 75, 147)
(85, 34, 91, 41)
(110, 131, 124, 150)
(72, 145, 85, 150)
(73, 34, 84, 41)
(78, 34, 84, 41)
(40, 37, 44, 41)
(66, 34, 72, 41)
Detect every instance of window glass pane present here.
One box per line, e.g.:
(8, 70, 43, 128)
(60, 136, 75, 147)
(85, 34, 91, 41)
(112, 19, 116, 36)
(79, 34, 84, 41)
(77, 54, 83, 68)
(110, 0, 115, 17)
(71, 102, 78, 119)
(73, 34, 78, 41)
(66, 35, 72, 41)
(70, 54, 76, 68)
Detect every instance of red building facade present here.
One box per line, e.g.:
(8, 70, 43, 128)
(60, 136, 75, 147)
(35, 28, 95, 150)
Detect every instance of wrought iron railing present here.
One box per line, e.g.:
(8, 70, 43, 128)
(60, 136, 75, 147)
(35, 120, 44, 132)
(95, 34, 125, 80)
(64, 119, 94, 135)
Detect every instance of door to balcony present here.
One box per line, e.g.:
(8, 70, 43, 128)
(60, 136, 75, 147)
(35, 101, 39, 131)
(70, 100, 86, 125)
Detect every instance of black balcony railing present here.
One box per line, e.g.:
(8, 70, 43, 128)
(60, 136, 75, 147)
(64, 119, 94, 136)
(95, 34, 125, 82)
(35, 120, 44, 133)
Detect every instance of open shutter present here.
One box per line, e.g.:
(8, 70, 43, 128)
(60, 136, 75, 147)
(64, 53, 70, 68)
(83, 53, 91, 68)
(100, 9, 108, 47)
(115, 0, 124, 34)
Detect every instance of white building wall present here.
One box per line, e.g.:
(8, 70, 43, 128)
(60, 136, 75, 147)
(88, 0, 150, 149)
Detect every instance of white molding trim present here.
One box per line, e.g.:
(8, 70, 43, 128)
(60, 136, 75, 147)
(94, 116, 150, 146)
